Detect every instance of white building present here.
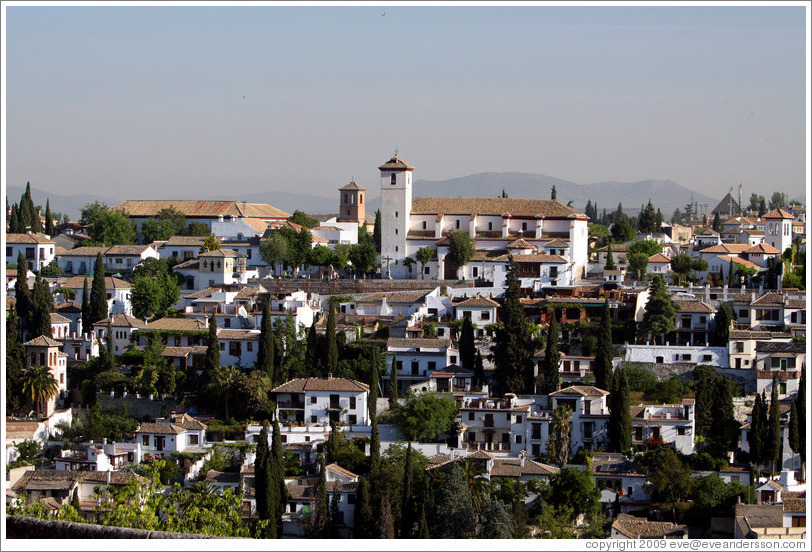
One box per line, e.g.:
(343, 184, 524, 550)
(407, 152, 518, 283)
(763, 209, 794, 255)
(22, 336, 68, 416)
(630, 400, 696, 455)
(271, 377, 370, 428)
(623, 343, 729, 368)
(55, 246, 108, 275)
(385, 337, 459, 395)
(377, 154, 589, 281)
(92, 314, 148, 356)
(62, 275, 134, 316)
(6, 233, 56, 272)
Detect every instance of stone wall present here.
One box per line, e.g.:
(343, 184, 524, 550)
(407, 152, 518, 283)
(5, 516, 232, 539)
(97, 394, 177, 420)
(251, 277, 473, 296)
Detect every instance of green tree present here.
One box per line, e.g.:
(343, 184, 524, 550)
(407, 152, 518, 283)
(30, 272, 54, 339)
(552, 405, 572, 468)
(205, 313, 220, 375)
(767, 375, 782, 474)
(271, 419, 287, 534)
(389, 355, 399, 408)
(307, 245, 333, 268)
(796, 367, 806, 468)
(458, 314, 476, 373)
(493, 258, 535, 395)
(712, 304, 734, 346)
(749, 193, 765, 213)
(788, 400, 800, 469)
(478, 495, 514, 538)
(604, 243, 616, 270)
(44, 199, 55, 236)
(670, 253, 695, 285)
(255, 423, 272, 522)
(608, 367, 631, 453)
(642, 447, 694, 520)
(15, 253, 32, 337)
(594, 299, 614, 391)
(692, 475, 745, 512)
(749, 392, 766, 470)
(259, 233, 289, 277)
(640, 275, 679, 344)
(6, 310, 26, 414)
(20, 365, 59, 417)
(709, 373, 737, 453)
(548, 467, 601, 521)
(446, 231, 475, 276)
(431, 464, 476, 538)
(611, 218, 635, 243)
(287, 210, 318, 228)
(88, 253, 108, 327)
(326, 300, 338, 374)
(348, 237, 378, 278)
(693, 365, 715, 440)
(415, 246, 434, 279)
(400, 441, 415, 538)
(89, 209, 137, 246)
(256, 299, 275, 379)
(638, 200, 659, 233)
(373, 209, 382, 253)
(627, 252, 649, 280)
(81, 276, 90, 335)
(540, 312, 560, 395)
(769, 192, 787, 210)
(313, 454, 329, 537)
(712, 212, 723, 232)
(393, 391, 456, 442)
(354, 476, 373, 538)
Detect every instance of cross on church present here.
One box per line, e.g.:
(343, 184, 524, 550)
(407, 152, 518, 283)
(381, 255, 393, 279)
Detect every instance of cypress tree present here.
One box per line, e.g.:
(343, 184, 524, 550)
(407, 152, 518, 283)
(370, 415, 380, 470)
(369, 346, 379, 417)
(749, 393, 764, 469)
(44, 199, 55, 236)
(604, 243, 616, 270)
(313, 454, 329, 537)
(796, 367, 806, 466)
(104, 320, 115, 371)
(376, 496, 395, 539)
(81, 276, 90, 336)
(373, 209, 382, 253)
(6, 310, 26, 414)
(788, 400, 800, 464)
(417, 502, 430, 538)
(493, 258, 534, 395)
(328, 489, 340, 537)
(206, 313, 220, 375)
(459, 314, 476, 372)
(257, 299, 274, 379)
(400, 441, 415, 538)
(694, 366, 714, 439)
(585, 200, 593, 221)
(326, 300, 338, 374)
(709, 375, 735, 452)
(8, 203, 18, 233)
(540, 312, 560, 394)
(305, 320, 319, 376)
(641, 275, 679, 345)
(473, 350, 485, 390)
(88, 253, 108, 326)
(31, 273, 53, 339)
(389, 355, 398, 408)
(608, 367, 631, 453)
(255, 424, 270, 520)
(768, 376, 782, 474)
(593, 299, 614, 391)
(354, 476, 373, 538)
(15, 253, 32, 337)
(550, 185, 557, 201)
(272, 419, 286, 535)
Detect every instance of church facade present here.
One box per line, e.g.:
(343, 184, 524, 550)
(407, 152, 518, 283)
(377, 155, 589, 287)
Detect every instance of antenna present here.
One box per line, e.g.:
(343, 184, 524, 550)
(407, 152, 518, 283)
(738, 183, 743, 215)
(728, 185, 734, 217)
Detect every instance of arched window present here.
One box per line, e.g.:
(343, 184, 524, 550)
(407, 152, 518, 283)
(391, 174, 397, 185)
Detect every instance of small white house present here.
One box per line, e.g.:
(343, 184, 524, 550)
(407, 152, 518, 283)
(271, 376, 370, 428)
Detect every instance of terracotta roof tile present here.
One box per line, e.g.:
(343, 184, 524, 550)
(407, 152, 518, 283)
(339, 181, 366, 191)
(111, 200, 289, 219)
(272, 377, 369, 394)
(143, 318, 208, 332)
(386, 337, 454, 349)
(23, 335, 63, 348)
(549, 385, 609, 397)
(455, 295, 499, 308)
(411, 197, 584, 218)
(5, 233, 54, 244)
(105, 244, 154, 256)
(612, 514, 688, 538)
(377, 156, 414, 170)
(763, 208, 794, 219)
(135, 423, 186, 435)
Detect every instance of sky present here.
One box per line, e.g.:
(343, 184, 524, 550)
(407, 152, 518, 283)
(3, 1, 809, 205)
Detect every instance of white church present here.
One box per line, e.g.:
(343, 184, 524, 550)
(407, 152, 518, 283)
(377, 154, 590, 288)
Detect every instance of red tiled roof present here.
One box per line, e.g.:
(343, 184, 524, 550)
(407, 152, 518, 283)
(272, 377, 369, 393)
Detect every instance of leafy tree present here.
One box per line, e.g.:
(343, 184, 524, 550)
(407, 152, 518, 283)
(307, 245, 333, 268)
(758, 197, 767, 217)
(749, 193, 765, 213)
(431, 464, 476, 538)
(548, 467, 601, 521)
(415, 246, 434, 279)
(79, 201, 109, 226)
(627, 252, 649, 280)
(769, 192, 787, 210)
(348, 237, 377, 278)
(642, 447, 694, 520)
(6, 310, 26, 414)
(610, 218, 635, 243)
(588, 223, 611, 247)
(446, 231, 475, 276)
(594, 299, 613, 390)
(354, 476, 373, 538)
(608, 367, 631, 453)
(88, 253, 108, 327)
(478, 495, 514, 538)
(40, 259, 64, 277)
(89, 209, 137, 246)
(201, 234, 221, 253)
(492, 259, 535, 395)
(670, 253, 696, 285)
(271, 419, 287, 533)
(692, 475, 745, 512)
(640, 275, 679, 345)
(540, 312, 560, 395)
(131, 259, 179, 320)
(712, 212, 723, 232)
(20, 365, 59, 417)
(287, 210, 318, 228)
(393, 391, 456, 442)
(260, 233, 289, 277)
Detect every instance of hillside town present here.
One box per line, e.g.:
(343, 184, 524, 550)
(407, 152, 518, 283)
(4, 154, 808, 540)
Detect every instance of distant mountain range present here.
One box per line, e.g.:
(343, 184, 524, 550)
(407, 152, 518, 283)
(7, 173, 736, 222)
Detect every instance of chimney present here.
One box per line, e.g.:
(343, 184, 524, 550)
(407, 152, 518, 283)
(723, 284, 728, 301)
(327, 373, 332, 379)
(519, 450, 526, 467)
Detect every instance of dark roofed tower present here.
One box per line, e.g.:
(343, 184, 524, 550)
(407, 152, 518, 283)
(337, 181, 367, 224)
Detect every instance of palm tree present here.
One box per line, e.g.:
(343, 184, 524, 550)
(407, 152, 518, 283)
(552, 405, 573, 469)
(20, 365, 59, 417)
(458, 458, 489, 512)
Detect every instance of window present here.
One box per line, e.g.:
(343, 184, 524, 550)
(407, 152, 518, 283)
(189, 434, 199, 446)
(682, 354, 691, 361)
(396, 361, 403, 372)
(428, 361, 436, 372)
(779, 382, 787, 395)
(515, 415, 522, 424)
(395, 228, 398, 235)
(349, 397, 356, 409)
(422, 221, 427, 229)
(391, 174, 397, 185)
(702, 354, 712, 362)
(311, 396, 317, 404)
(488, 222, 493, 230)
(411, 361, 419, 376)
(515, 435, 522, 444)
(229, 342, 242, 356)
(481, 311, 489, 320)
(634, 427, 643, 441)
(450, 355, 457, 364)
(395, 211, 398, 218)
(143, 435, 150, 446)
(311, 415, 318, 423)
(247, 342, 253, 352)
(348, 415, 357, 425)
(224, 318, 231, 328)
(736, 342, 745, 353)
(655, 356, 664, 363)
(522, 222, 527, 231)
(677, 427, 686, 436)
(468, 412, 474, 421)
(220, 343, 225, 351)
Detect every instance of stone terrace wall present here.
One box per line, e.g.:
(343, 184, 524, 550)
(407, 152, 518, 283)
(97, 395, 177, 420)
(251, 277, 473, 296)
(6, 516, 233, 539)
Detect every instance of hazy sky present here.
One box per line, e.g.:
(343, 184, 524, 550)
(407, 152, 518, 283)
(3, 2, 809, 204)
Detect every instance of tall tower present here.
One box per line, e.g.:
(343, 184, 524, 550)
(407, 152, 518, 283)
(763, 208, 793, 254)
(337, 181, 366, 224)
(379, 154, 414, 278)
